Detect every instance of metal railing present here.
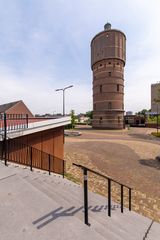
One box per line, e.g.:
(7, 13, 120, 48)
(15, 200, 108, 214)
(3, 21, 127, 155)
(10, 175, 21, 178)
(73, 163, 132, 226)
(0, 113, 28, 136)
(0, 136, 65, 178)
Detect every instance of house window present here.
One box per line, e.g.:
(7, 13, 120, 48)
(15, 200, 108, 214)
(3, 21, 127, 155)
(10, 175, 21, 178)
(108, 102, 112, 109)
(118, 116, 121, 123)
(94, 104, 96, 110)
(117, 84, 119, 91)
(100, 85, 102, 93)
(109, 72, 111, 76)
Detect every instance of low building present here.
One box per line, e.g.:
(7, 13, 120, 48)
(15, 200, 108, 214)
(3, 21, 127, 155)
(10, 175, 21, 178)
(124, 115, 145, 127)
(0, 100, 70, 174)
(0, 100, 34, 117)
(151, 83, 160, 113)
(126, 111, 133, 116)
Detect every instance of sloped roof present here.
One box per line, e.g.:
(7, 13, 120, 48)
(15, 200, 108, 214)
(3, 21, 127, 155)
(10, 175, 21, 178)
(0, 100, 21, 113)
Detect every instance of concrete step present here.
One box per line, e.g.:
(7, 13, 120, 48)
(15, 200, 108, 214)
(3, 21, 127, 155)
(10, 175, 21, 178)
(7, 165, 153, 217)
(2, 163, 160, 240)
(21, 174, 127, 240)
(21, 171, 151, 240)
(0, 172, 105, 240)
(147, 221, 160, 240)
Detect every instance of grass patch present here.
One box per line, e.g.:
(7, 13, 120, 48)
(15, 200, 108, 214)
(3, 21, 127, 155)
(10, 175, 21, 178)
(151, 132, 160, 137)
(64, 172, 80, 184)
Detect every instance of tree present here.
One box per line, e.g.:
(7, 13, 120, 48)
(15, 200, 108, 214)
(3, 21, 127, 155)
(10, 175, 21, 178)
(85, 111, 93, 119)
(136, 109, 148, 117)
(71, 110, 76, 129)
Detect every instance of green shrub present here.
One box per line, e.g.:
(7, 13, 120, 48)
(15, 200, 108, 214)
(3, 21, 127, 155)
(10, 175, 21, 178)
(151, 132, 160, 137)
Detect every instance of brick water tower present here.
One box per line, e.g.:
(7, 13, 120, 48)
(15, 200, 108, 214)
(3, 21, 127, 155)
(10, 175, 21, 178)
(91, 23, 126, 129)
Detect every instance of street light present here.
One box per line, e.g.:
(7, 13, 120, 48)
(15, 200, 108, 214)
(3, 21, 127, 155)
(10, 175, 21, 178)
(55, 85, 73, 116)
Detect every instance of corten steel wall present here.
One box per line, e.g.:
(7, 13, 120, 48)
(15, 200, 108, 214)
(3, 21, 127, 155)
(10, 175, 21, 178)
(91, 24, 126, 129)
(151, 83, 160, 113)
(8, 127, 64, 174)
(6, 101, 34, 118)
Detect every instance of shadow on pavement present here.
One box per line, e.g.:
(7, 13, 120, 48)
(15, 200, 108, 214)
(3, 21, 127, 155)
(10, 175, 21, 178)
(33, 204, 120, 229)
(139, 159, 160, 170)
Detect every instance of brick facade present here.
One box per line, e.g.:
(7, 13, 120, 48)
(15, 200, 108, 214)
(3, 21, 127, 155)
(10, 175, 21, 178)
(91, 23, 126, 129)
(5, 100, 34, 117)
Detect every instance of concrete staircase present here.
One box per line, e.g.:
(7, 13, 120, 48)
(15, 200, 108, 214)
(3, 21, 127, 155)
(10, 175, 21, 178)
(0, 161, 159, 240)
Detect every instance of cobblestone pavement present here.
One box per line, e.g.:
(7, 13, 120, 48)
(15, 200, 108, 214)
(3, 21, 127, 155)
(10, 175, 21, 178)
(64, 126, 160, 223)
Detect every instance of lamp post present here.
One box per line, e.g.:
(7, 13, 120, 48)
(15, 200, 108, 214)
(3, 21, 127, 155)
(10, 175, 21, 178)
(55, 85, 73, 116)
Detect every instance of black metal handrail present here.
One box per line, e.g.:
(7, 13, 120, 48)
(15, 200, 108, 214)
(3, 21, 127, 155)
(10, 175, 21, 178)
(73, 163, 132, 226)
(0, 135, 65, 178)
(0, 113, 28, 134)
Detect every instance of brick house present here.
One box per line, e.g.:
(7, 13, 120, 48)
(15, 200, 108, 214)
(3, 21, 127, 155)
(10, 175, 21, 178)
(0, 100, 34, 117)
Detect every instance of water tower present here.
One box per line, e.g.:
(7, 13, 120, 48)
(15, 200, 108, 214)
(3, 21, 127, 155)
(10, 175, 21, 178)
(91, 23, 126, 129)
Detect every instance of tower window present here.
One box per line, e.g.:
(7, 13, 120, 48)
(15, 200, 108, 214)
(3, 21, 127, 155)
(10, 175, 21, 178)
(117, 84, 119, 91)
(118, 116, 121, 123)
(100, 64, 102, 67)
(99, 117, 103, 124)
(94, 104, 96, 110)
(108, 102, 112, 109)
(109, 72, 111, 76)
(108, 62, 111, 64)
(100, 85, 102, 93)
(117, 62, 119, 65)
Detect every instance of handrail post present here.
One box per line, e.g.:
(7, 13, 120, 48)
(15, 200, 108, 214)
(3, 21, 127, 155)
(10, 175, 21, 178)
(48, 154, 51, 175)
(83, 167, 89, 225)
(129, 188, 131, 211)
(108, 179, 111, 217)
(4, 113, 7, 166)
(26, 114, 29, 128)
(121, 185, 124, 213)
(30, 147, 33, 171)
(63, 160, 65, 178)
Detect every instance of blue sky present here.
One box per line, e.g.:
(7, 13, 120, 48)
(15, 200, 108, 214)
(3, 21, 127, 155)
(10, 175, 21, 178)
(0, 0, 160, 114)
